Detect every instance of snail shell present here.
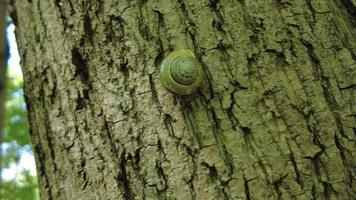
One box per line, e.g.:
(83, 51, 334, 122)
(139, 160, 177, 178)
(160, 49, 204, 95)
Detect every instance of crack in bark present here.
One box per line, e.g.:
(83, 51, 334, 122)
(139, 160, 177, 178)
(272, 173, 289, 200)
(119, 151, 134, 200)
(334, 135, 355, 186)
(149, 74, 162, 113)
(339, 0, 356, 26)
(287, 143, 304, 188)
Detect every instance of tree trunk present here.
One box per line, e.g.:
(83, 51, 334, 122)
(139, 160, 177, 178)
(10, 0, 356, 199)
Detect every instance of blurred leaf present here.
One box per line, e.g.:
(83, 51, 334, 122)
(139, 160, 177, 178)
(0, 170, 39, 200)
(2, 143, 21, 168)
(4, 71, 29, 146)
(1, 69, 38, 200)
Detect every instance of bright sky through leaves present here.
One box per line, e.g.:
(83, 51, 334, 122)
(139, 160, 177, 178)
(2, 23, 36, 181)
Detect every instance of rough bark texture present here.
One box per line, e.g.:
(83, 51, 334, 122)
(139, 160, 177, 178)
(10, 0, 356, 199)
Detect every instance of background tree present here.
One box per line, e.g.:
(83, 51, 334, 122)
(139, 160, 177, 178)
(0, 0, 8, 189)
(9, 0, 356, 199)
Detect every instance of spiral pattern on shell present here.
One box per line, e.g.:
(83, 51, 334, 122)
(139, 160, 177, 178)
(160, 49, 204, 95)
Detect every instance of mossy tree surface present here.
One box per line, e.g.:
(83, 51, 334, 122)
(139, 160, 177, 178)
(10, 0, 356, 199)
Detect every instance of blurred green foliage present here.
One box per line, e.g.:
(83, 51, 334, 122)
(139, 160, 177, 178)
(1, 170, 38, 200)
(4, 71, 29, 146)
(1, 70, 39, 200)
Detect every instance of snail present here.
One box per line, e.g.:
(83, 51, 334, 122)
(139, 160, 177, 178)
(160, 49, 204, 95)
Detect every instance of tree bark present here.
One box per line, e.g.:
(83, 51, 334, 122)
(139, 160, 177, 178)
(10, 0, 356, 199)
